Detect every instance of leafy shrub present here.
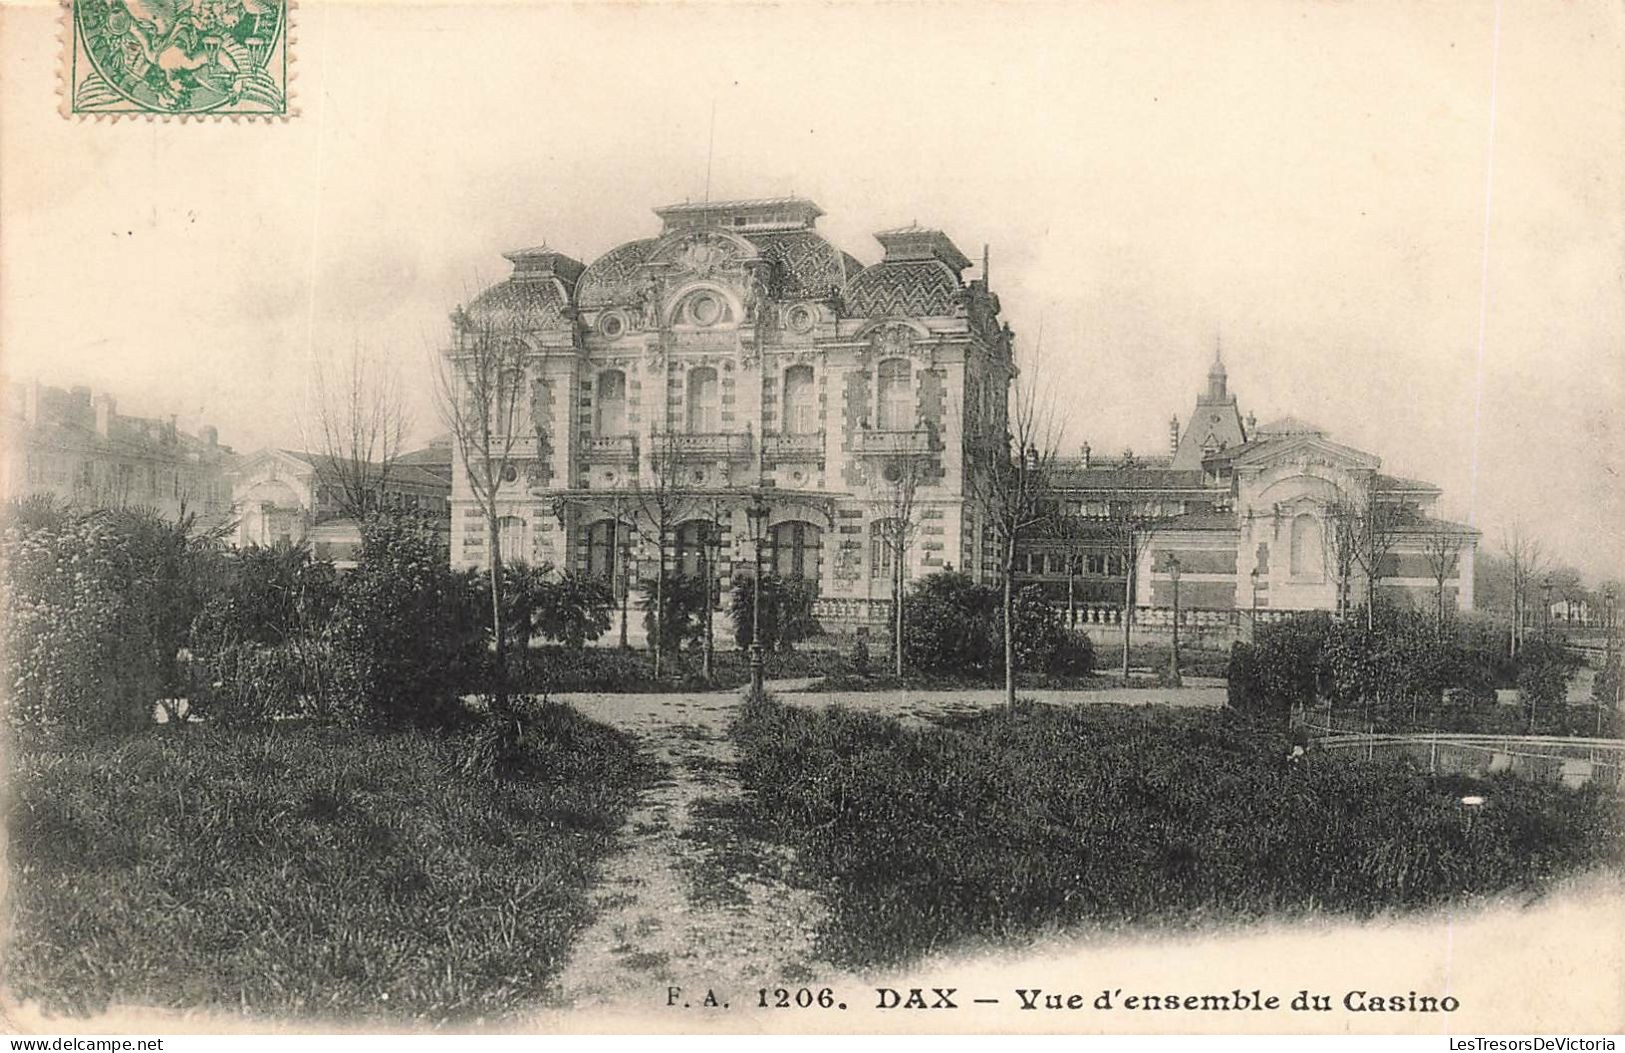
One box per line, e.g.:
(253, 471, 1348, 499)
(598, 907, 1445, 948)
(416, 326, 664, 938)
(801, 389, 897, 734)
(2, 499, 229, 741)
(188, 542, 346, 724)
(498, 564, 614, 651)
(901, 573, 1084, 678)
(537, 571, 615, 649)
(328, 513, 486, 726)
(1594, 649, 1621, 708)
(3, 508, 129, 740)
(1515, 638, 1580, 723)
(639, 573, 711, 658)
(730, 574, 822, 651)
(901, 572, 999, 675)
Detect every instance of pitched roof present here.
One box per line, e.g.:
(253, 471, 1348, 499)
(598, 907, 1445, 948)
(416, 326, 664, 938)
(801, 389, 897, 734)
(1374, 472, 1442, 494)
(1159, 510, 1239, 532)
(1252, 415, 1325, 437)
(277, 450, 451, 491)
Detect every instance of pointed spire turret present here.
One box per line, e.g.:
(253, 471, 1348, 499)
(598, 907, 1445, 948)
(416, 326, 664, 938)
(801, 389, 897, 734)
(1207, 335, 1228, 401)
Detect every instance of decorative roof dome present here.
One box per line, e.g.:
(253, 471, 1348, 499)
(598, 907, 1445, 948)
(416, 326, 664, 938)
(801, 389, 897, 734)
(574, 238, 657, 309)
(465, 245, 583, 331)
(749, 229, 863, 300)
(845, 259, 962, 317)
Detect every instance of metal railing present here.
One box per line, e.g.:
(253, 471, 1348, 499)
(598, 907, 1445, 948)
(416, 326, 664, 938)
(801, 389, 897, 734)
(852, 429, 933, 456)
(652, 431, 755, 460)
(583, 435, 637, 462)
(763, 431, 825, 461)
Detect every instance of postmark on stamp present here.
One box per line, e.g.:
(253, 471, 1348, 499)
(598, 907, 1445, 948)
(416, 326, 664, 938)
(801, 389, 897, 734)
(61, 0, 291, 119)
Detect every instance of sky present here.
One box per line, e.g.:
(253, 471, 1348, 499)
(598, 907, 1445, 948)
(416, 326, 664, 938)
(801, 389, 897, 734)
(2, 0, 1621, 580)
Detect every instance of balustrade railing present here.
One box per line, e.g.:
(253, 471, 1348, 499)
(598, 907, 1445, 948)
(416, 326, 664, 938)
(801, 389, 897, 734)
(852, 429, 933, 456)
(763, 431, 825, 461)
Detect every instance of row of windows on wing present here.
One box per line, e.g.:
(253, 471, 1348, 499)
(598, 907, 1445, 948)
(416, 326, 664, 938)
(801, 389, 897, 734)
(564, 517, 918, 586)
(589, 358, 920, 436)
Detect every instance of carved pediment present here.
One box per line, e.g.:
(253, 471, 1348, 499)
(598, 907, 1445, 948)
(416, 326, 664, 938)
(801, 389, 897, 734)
(1233, 434, 1380, 473)
(858, 319, 935, 364)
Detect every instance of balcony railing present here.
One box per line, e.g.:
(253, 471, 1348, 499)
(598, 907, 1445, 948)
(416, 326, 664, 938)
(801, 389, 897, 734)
(763, 431, 825, 462)
(652, 431, 754, 461)
(583, 435, 637, 463)
(497, 434, 549, 459)
(853, 428, 933, 457)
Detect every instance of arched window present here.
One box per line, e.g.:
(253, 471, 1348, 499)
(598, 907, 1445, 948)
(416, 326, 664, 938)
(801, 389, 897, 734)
(771, 521, 822, 584)
(1289, 513, 1322, 578)
(783, 365, 816, 434)
(498, 515, 527, 563)
(877, 358, 913, 431)
(596, 370, 627, 436)
(687, 367, 720, 432)
(675, 520, 715, 579)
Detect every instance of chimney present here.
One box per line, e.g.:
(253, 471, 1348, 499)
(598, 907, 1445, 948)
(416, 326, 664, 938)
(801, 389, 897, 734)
(201, 424, 218, 448)
(1170, 415, 1180, 455)
(1080, 442, 1091, 468)
(93, 393, 116, 437)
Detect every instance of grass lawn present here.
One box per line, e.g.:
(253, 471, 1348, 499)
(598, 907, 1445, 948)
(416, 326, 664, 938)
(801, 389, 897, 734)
(731, 701, 1625, 969)
(4, 704, 655, 1025)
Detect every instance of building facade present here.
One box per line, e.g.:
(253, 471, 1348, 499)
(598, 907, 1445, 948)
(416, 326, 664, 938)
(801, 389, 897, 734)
(445, 197, 1014, 627)
(230, 447, 452, 566)
(1, 379, 235, 525)
(1022, 355, 1480, 632)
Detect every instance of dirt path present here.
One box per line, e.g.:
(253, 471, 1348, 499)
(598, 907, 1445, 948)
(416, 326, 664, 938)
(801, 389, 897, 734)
(546, 680, 1224, 1012)
(549, 691, 827, 1012)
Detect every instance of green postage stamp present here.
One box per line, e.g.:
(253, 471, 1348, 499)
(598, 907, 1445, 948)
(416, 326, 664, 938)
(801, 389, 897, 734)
(62, 0, 290, 118)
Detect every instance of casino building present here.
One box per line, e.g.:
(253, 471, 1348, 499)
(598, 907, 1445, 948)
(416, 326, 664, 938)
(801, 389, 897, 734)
(1022, 353, 1480, 635)
(444, 197, 1014, 629)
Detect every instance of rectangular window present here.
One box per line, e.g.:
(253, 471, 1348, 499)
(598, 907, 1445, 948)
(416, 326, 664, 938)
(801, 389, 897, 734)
(783, 365, 816, 434)
(687, 368, 720, 432)
(877, 359, 912, 430)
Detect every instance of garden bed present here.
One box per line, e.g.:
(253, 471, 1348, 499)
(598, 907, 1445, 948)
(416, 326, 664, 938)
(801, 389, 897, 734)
(729, 701, 1624, 968)
(4, 706, 654, 1024)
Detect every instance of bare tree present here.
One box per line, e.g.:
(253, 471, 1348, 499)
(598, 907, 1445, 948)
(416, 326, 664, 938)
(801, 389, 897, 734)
(431, 308, 531, 711)
(1098, 505, 1168, 682)
(871, 454, 929, 680)
(1501, 524, 1549, 657)
(307, 342, 410, 521)
(1421, 525, 1463, 631)
(1322, 498, 1362, 620)
(964, 374, 1061, 710)
(627, 425, 698, 678)
(1346, 489, 1409, 629)
(701, 495, 726, 681)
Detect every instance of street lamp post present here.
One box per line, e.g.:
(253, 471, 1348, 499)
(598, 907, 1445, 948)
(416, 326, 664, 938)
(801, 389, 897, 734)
(745, 493, 770, 705)
(1541, 577, 1554, 640)
(1167, 553, 1183, 687)
(1249, 565, 1260, 638)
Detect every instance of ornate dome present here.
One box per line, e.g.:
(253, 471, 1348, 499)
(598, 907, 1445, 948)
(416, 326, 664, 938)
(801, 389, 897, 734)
(844, 259, 963, 318)
(747, 230, 864, 300)
(465, 277, 571, 331)
(575, 238, 657, 309)
(464, 245, 581, 332)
